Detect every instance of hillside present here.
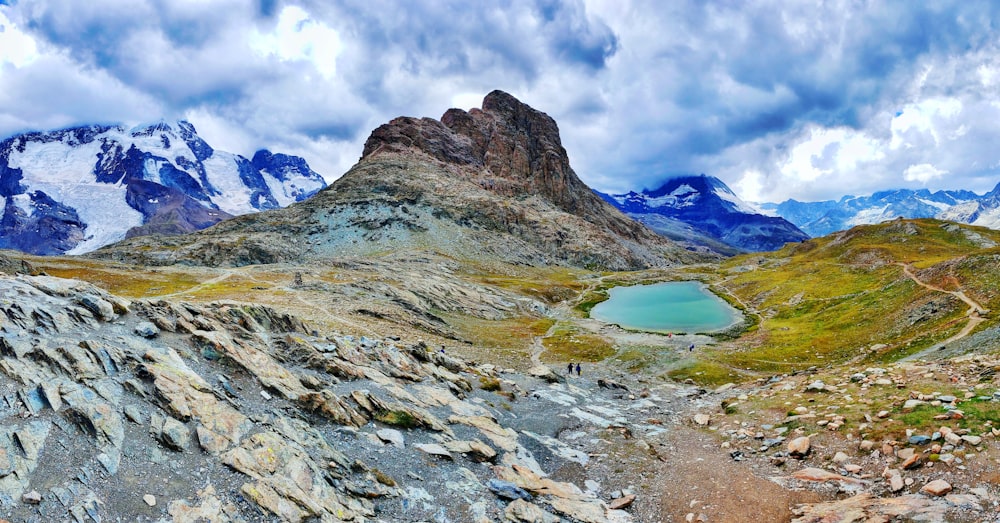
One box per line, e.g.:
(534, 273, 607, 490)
(669, 218, 1000, 384)
(4, 212, 1000, 521)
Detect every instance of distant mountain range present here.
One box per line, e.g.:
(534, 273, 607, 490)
(597, 175, 809, 253)
(761, 185, 1000, 237)
(0, 121, 326, 255)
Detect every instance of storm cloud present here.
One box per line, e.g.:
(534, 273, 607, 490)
(3, 0, 1000, 203)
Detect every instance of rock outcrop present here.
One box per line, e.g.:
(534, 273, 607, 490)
(0, 273, 656, 521)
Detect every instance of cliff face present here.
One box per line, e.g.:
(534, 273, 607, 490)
(93, 91, 713, 270)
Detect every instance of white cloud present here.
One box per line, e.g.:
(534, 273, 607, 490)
(0, 11, 39, 67)
(249, 5, 342, 80)
(903, 163, 948, 183)
(4, 0, 1000, 204)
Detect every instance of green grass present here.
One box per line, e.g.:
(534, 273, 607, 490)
(375, 410, 419, 429)
(478, 375, 502, 392)
(541, 322, 616, 362)
(690, 219, 1000, 380)
(666, 359, 753, 386)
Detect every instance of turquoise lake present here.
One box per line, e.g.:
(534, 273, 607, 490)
(589, 281, 741, 333)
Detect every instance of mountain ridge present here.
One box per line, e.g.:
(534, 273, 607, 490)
(763, 184, 1000, 236)
(0, 121, 326, 255)
(598, 174, 809, 252)
(92, 91, 715, 270)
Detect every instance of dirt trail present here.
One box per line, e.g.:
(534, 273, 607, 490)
(897, 262, 989, 360)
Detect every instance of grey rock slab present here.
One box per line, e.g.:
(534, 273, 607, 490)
(414, 443, 453, 460)
(488, 479, 533, 501)
(376, 428, 405, 449)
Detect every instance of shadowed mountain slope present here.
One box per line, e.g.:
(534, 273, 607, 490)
(599, 175, 809, 253)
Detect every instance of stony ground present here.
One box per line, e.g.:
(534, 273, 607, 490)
(4, 260, 1000, 522)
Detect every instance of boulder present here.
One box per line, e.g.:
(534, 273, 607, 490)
(376, 428, 405, 449)
(788, 436, 811, 458)
(134, 322, 160, 338)
(608, 494, 636, 510)
(414, 443, 454, 460)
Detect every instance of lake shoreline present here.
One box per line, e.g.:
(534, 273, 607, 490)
(590, 281, 744, 334)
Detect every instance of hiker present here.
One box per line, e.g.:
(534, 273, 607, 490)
(575, 363, 581, 376)
(567, 362, 574, 375)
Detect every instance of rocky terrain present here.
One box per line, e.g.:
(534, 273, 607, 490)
(0, 270, 724, 522)
(3, 215, 1000, 522)
(90, 92, 714, 271)
(3, 85, 1000, 523)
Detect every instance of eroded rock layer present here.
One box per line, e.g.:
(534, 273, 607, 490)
(0, 274, 645, 521)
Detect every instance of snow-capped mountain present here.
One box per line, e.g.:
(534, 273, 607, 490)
(597, 175, 809, 252)
(761, 187, 994, 237)
(0, 121, 326, 255)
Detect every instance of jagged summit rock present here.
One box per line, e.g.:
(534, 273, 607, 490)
(95, 91, 714, 270)
(0, 121, 326, 255)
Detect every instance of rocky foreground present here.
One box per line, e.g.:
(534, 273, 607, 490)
(694, 358, 1000, 522)
(0, 272, 701, 522)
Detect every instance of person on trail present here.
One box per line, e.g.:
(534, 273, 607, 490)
(575, 363, 581, 376)
(568, 362, 574, 375)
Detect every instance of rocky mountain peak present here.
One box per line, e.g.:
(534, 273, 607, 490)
(364, 91, 591, 216)
(359, 90, 652, 249)
(96, 91, 710, 269)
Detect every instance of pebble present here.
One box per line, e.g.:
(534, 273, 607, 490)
(961, 435, 982, 446)
(143, 494, 156, 507)
(693, 414, 711, 426)
(22, 491, 42, 504)
(920, 479, 952, 496)
(901, 454, 922, 470)
(608, 494, 636, 510)
(888, 473, 904, 492)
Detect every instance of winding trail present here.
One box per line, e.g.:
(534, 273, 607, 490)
(897, 262, 989, 360)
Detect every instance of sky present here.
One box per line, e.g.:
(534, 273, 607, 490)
(3, 1, 1000, 203)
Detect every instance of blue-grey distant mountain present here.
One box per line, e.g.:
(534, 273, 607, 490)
(0, 121, 326, 255)
(598, 175, 809, 253)
(761, 186, 999, 237)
